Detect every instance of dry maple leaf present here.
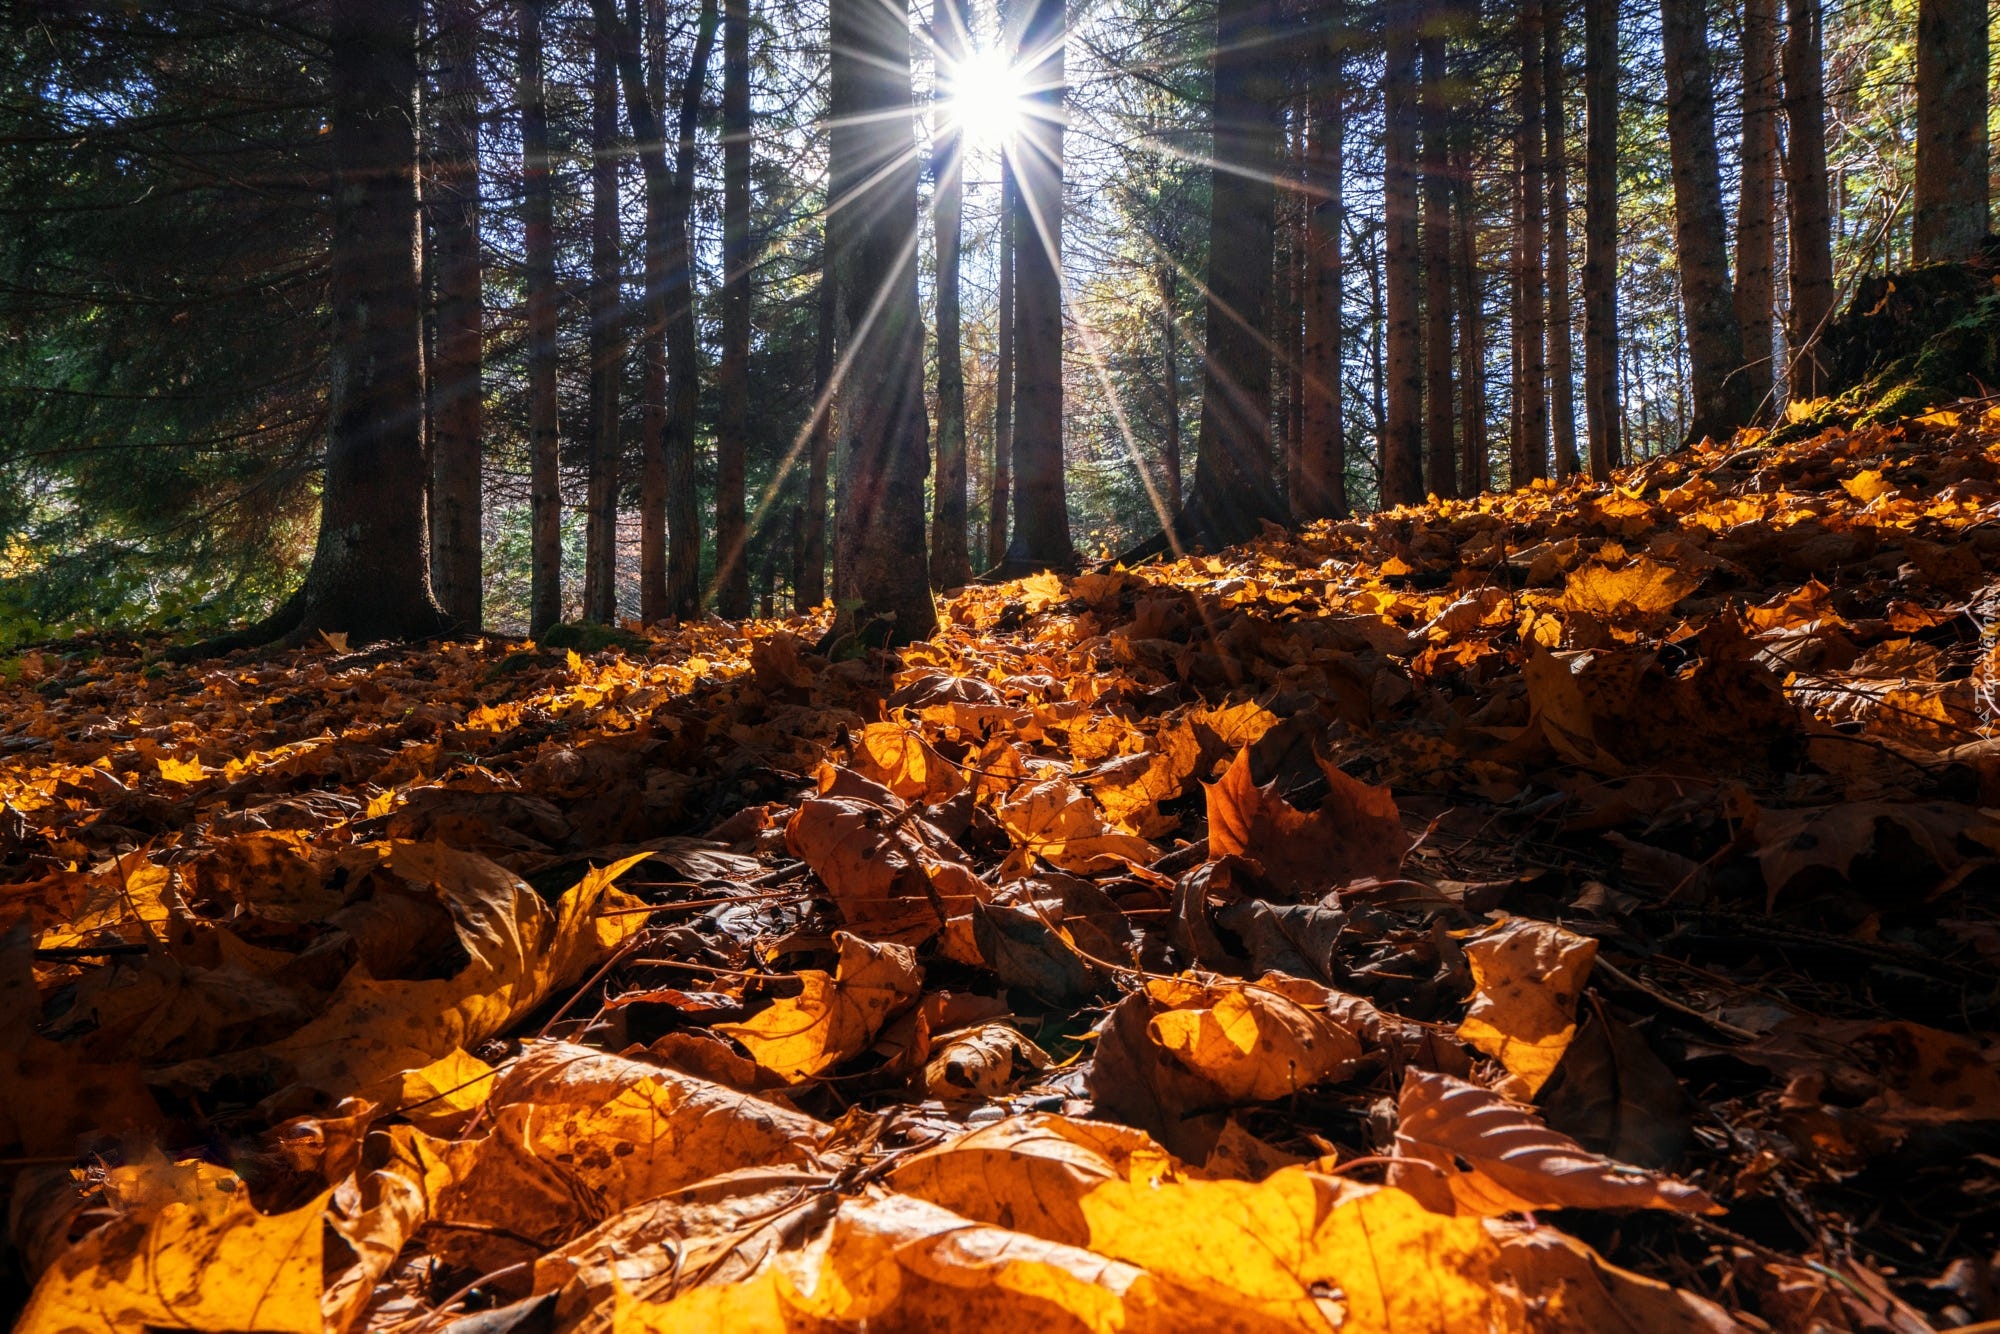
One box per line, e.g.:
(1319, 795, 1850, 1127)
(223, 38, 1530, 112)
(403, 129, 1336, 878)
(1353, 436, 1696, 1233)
(997, 776, 1156, 874)
(1561, 555, 1701, 619)
(1204, 747, 1410, 895)
(1392, 1071, 1720, 1217)
(1455, 917, 1599, 1097)
(1147, 979, 1363, 1103)
(715, 931, 922, 1081)
(17, 1158, 327, 1334)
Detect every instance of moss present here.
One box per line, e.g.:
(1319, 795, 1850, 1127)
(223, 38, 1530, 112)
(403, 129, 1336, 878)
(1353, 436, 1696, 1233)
(539, 620, 650, 654)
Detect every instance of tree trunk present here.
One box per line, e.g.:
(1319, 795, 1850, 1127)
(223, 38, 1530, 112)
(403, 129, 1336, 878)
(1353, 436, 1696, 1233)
(1660, 0, 1752, 441)
(714, 0, 753, 616)
(1421, 20, 1455, 499)
(1001, 0, 1072, 571)
(1544, 0, 1580, 479)
(1284, 115, 1307, 508)
(1509, 0, 1547, 485)
(519, 0, 562, 634)
(1299, 63, 1347, 519)
(1782, 0, 1834, 397)
(987, 152, 1016, 569)
(826, 0, 936, 641)
(639, 0, 670, 621)
(1173, 0, 1285, 542)
(596, 0, 716, 622)
(930, 0, 972, 588)
(1734, 0, 1776, 417)
(583, 20, 624, 625)
(298, 0, 446, 642)
(1381, 0, 1424, 507)
(1454, 131, 1488, 492)
(429, 0, 482, 630)
(1913, 0, 1988, 262)
(801, 257, 834, 610)
(1158, 264, 1183, 513)
(1581, 0, 1619, 477)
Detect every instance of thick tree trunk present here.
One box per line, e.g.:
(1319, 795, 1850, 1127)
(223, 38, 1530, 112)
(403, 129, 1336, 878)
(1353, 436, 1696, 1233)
(429, 0, 482, 630)
(583, 21, 624, 625)
(299, 0, 446, 642)
(1001, 0, 1072, 571)
(1454, 132, 1488, 492)
(1299, 66, 1347, 520)
(1382, 0, 1424, 506)
(1659, 0, 1752, 441)
(1158, 264, 1183, 513)
(1544, 1, 1580, 479)
(801, 259, 835, 610)
(639, 0, 670, 621)
(519, 0, 563, 635)
(1734, 0, 1777, 417)
(597, 0, 716, 622)
(1581, 0, 1619, 476)
(1173, 0, 1285, 542)
(930, 0, 972, 588)
(987, 154, 1016, 570)
(1421, 21, 1455, 499)
(714, 0, 753, 616)
(1913, 0, 1988, 262)
(826, 0, 936, 641)
(1509, 0, 1547, 485)
(1783, 0, 1834, 397)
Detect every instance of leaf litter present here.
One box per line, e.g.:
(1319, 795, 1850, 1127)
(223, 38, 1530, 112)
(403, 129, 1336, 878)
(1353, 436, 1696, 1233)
(8, 414, 2000, 1329)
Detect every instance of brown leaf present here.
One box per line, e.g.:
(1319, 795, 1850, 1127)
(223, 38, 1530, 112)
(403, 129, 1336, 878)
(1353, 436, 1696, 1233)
(1392, 1071, 1719, 1217)
(1455, 917, 1599, 1097)
(1204, 747, 1410, 895)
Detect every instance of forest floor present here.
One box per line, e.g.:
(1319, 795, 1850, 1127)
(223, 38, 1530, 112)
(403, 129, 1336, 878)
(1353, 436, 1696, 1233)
(7, 410, 2000, 1331)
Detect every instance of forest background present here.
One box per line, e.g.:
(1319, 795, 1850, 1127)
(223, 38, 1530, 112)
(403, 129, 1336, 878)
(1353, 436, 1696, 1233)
(0, 0, 1991, 639)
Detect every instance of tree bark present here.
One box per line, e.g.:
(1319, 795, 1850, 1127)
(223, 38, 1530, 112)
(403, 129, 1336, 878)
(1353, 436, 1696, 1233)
(1782, 0, 1834, 397)
(1454, 130, 1488, 492)
(639, 0, 670, 621)
(429, 0, 482, 630)
(519, 0, 562, 634)
(1544, 0, 1580, 479)
(1284, 114, 1307, 507)
(930, 0, 972, 588)
(826, 0, 937, 641)
(987, 152, 1016, 569)
(298, 0, 446, 642)
(1913, 0, 1988, 262)
(1173, 0, 1285, 542)
(599, 0, 715, 622)
(714, 0, 753, 616)
(1660, 0, 1752, 441)
(583, 19, 624, 625)
(1421, 18, 1455, 499)
(1381, 0, 1424, 507)
(1509, 0, 1547, 485)
(1001, 0, 1072, 571)
(1157, 263, 1183, 513)
(1299, 61, 1347, 519)
(1734, 0, 1777, 417)
(801, 254, 835, 609)
(1581, 0, 1619, 477)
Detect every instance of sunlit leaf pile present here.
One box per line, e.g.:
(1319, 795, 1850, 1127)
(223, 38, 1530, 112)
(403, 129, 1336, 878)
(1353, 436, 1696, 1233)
(8, 410, 2000, 1330)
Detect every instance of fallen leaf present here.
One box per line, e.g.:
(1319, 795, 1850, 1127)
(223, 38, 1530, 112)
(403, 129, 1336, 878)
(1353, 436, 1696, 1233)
(1392, 1071, 1719, 1216)
(1204, 748, 1410, 895)
(1455, 917, 1599, 1096)
(716, 931, 922, 1081)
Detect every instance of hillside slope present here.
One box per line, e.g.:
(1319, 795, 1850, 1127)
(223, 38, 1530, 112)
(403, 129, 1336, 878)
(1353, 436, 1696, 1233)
(6, 412, 2000, 1329)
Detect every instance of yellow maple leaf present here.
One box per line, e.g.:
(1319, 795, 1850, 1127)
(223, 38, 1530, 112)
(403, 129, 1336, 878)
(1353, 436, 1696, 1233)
(156, 754, 204, 784)
(716, 931, 922, 1081)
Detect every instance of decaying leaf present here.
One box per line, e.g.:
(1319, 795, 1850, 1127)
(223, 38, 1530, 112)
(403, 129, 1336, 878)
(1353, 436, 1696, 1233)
(1204, 748, 1410, 895)
(716, 931, 922, 1081)
(1455, 917, 1599, 1096)
(18, 1159, 327, 1334)
(1392, 1071, 1719, 1217)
